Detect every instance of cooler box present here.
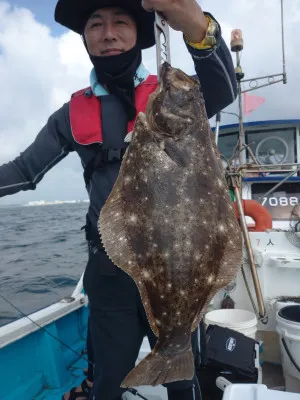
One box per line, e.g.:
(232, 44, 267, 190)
(222, 384, 300, 400)
(197, 324, 260, 400)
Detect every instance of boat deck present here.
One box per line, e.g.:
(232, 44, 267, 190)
(3, 299, 287, 400)
(33, 360, 285, 399)
(262, 362, 285, 390)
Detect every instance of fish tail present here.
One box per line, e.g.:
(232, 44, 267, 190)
(121, 342, 194, 388)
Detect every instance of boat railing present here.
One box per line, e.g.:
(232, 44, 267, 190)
(0, 289, 86, 349)
(237, 163, 300, 175)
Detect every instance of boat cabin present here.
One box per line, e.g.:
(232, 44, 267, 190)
(215, 119, 300, 229)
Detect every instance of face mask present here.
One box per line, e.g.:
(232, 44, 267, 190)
(82, 11, 142, 121)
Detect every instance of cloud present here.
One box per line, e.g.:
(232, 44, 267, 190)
(0, 0, 299, 204)
(0, 2, 91, 154)
(0, 2, 92, 204)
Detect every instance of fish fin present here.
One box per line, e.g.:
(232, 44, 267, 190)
(99, 195, 135, 273)
(121, 343, 194, 388)
(99, 188, 159, 337)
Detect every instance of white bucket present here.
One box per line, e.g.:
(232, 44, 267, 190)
(275, 299, 300, 314)
(276, 305, 300, 394)
(204, 309, 258, 339)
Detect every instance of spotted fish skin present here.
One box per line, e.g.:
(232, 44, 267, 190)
(98, 63, 242, 387)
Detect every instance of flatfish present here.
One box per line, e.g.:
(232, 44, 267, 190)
(98, 63, 242, 387)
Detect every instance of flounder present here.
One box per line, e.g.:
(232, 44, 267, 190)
(98, 63, 242, 387)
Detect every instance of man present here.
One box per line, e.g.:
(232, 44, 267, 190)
(0, 0, 237, 399)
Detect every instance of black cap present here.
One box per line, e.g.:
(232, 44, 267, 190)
(55, 0, 155, 49)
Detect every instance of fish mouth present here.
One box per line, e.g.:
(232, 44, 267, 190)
(160, 62, 172, 76)
(159, 62, 199, 92)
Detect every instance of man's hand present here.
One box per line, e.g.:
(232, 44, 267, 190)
(142, 0, 209, 43)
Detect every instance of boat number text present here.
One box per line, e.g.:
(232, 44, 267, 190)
(262, 197, 299, 207)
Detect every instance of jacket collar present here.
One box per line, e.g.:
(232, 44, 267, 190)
(90, 63, 151, 97)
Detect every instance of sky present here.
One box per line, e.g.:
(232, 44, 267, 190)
(0, 0, 299, 205)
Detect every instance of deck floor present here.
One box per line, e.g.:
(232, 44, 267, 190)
(261, 362, 285, 390)
(34, 361, 286, 399)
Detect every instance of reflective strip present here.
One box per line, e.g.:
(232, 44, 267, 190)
(32, 146, 68, 183)
(192, 50, 235, 102)
(0, 146, 68, 191)
(213, 52, 236, 102)
(0, 181, 30, 190)
(197, 324, 201, 364)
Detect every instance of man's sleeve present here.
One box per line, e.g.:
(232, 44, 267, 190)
(0, 103, 73, 198)
(185, 13, 238, 119)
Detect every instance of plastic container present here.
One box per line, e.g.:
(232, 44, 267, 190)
(276, 299, 300, 313)
(276, 305, 300, 394)
(205, 309, 258, 339)
(222, 384, 300, 400)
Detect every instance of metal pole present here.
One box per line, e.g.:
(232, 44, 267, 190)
(230, 29, 246, 167)
(240, 0, 287, 91)
(236, 51, 246, 165)
(233, 185, 267, 321)
(281, 0, 287, 84)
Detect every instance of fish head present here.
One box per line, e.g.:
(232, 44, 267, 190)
(146, 63, 201, 139)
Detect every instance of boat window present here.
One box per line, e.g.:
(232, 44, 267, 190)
(246, 128, 296, 165)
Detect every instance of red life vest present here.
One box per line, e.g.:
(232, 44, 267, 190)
(70, 75, 158, 145)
